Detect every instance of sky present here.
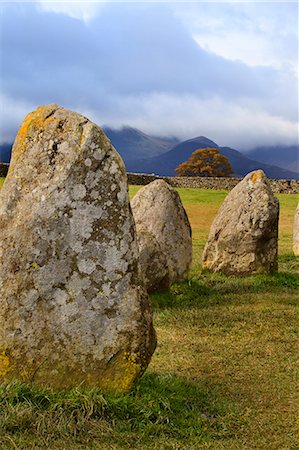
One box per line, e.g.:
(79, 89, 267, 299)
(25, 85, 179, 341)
(0, 1, 298, 150)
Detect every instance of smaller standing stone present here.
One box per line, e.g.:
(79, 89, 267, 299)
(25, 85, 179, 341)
(293, 203, 299, 256)
(131, 180, 192, 292)
(137, 229, 169, 293)
(202, 170, 279, 275)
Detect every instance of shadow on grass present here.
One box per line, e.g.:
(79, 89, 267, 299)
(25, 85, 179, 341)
(151, 266, 299, 311)
(278, 254, 299, 274)
(0, 372, 238, 449)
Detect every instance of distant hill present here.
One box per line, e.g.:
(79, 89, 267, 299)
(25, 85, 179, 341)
(0, 126, 178, 166)
(219, 146, 299, 180)
(1, 127, 298, 180)
(244, 145, 299, 173)
(126, 136, 299, 180)
(103, 126, 179, 162)
(0, 143, 12, 163)
(126, 136, 219, 173)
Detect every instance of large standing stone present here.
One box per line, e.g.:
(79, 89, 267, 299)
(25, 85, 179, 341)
(202, 170, 279, 275)
(293, 203, 299, 256)
(131, 180, 192, 291)
(0, 104, 156, 391)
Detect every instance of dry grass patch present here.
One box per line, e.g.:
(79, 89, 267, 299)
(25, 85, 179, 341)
(150, 277, 299, 449)
(0, 183, 297, 449)
(129, 185, 298, 267)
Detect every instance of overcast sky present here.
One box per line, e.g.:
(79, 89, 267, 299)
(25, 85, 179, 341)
(0, 1, 298, 150)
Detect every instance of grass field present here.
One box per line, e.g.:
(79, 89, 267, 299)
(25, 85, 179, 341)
(0, 181, 298, 449)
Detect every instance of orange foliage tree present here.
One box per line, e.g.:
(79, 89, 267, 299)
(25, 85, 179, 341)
(175, 147, 233, 177)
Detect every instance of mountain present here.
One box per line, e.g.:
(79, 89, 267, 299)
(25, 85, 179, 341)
(126, 136, 219, 174)
(0, 127, 179, 166)
(103, 126, 179, 162)
(219, 146, 299, 180)
(0, 143, 12, 163)
(244, 145, 299, 173)
(1, 128, 298, 180)
(127, 136, 299, 180)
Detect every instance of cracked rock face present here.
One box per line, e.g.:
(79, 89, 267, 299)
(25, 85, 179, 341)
(131, 180, 192, 292)
(293, 203, 299, 256)
(0, 104, 156, 391)
(202, 170, 279, 275)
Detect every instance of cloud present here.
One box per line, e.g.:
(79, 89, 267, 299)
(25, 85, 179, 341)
(174, 3, 298, 71)
(37, 1, 104, 23)
(81, 93, 298, 150)
(0, 2, 297, 149)
(0, 93, 39, 143)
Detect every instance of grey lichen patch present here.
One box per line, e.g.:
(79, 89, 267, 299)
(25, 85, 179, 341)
(77, 258, 96, 275)
(0, 104, 156, 391)
(72, 184, 87, 200)
(93, 149, 105, 160)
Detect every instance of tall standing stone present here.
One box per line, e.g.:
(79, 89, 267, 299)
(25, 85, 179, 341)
(0, 104, 156, 391)
(131, 180, 192, 292)
(293, 203, 299, 256)
(202, 170, 279, 275)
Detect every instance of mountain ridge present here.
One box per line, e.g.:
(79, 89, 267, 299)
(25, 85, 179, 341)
(125, 135, 299, 180)
(1, 127, 298, 180)
(103, 126, 179, 161)
(244, 145, 298, 173)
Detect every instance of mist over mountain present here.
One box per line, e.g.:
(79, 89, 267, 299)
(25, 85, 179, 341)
(103, 126, 179, 161)
(1, 127, 298, 180)
(219, 146, 298, 180)
(244, 145, 299, 173)
(102, 129, 298, 180)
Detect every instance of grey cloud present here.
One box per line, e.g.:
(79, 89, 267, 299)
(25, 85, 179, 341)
(0, 2, 297, 146)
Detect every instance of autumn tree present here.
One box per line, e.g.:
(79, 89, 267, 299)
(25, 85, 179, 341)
(175, 147, 233, 177)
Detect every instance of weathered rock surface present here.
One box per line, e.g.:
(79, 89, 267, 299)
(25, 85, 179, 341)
(202, 170, 279, 275)
(0, 104, 156, 391)
(131, 180, 192, 291)
(137, 229, 169, 293)
(293, 203, 299, 256)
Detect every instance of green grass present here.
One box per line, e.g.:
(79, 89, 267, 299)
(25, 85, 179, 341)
(0, 182, 298, 449)
(130, 185, 299, 271)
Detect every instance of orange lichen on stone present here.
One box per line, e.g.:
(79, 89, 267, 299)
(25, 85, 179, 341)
(99, 351, 145, 393)
(0, 104, 156, 392)
(10, 104, 58, 171)
(0, 350, 11, 378)
(250, 170, 263, 185)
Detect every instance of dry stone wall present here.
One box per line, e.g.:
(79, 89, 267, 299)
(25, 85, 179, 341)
(1, 165, 298, 193)
(127, 173, 299, 194)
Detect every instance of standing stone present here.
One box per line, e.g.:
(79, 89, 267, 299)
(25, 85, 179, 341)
(202, 170, 279, 275)
(293, 203, 299, 256)
(131, 180, 192, 292)
(136, 229, 169, 293)
(0, 104, 156, 391)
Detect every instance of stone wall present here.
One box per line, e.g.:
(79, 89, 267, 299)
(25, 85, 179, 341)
(1, 164, 298, 194)
(0, 163, 9, 177)
(127, 173, 299, 194)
